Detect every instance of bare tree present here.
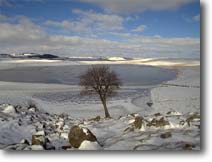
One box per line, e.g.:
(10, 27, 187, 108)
(79, 65, 122, 118)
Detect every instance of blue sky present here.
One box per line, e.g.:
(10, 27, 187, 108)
(0, 0, 200, 58)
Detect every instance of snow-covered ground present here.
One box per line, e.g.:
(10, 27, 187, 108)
(0, 59, 200, 150)
(151, 66, 200, 114)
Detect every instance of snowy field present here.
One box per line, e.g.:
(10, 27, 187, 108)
(0, 59, 200, 150)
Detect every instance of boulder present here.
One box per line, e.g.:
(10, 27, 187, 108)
(147, 117, 169, 127)
(31, 131, 46, 146)
(68, 125, 97, 148)
(160, 132, 172, 139)
(133, 116, 143, 129)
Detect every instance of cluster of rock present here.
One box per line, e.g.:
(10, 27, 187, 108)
(0, 104, 101, 150)
(0, 103, 200, 151)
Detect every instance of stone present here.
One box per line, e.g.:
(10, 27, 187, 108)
(146, 102, 153, 107)
(183, 143, 195, 150)
(62, 145, 72, 150)
(147, 117, 170, 127)
(68, 125, 97, 148)
(133, 116, 143, 129)
(160, 132, 172, 139)
(154, 113, 162, 117)
(4, 143, 29, 150)
(20, 139, 30, 145)
(186, 113, 200, 126)
(89, 116, 101, 122)
(31, 131, 46, 146)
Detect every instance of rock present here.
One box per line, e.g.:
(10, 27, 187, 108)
(154, 113, 162, 117)
(182, 143, 195, 150)
(147, 117, 170, 127)
(146, 102, 153, 107)
(124, 127, 134, 132)
(186, 113, 200, 126)
(167, 111, 182, 116)
(133, 116, 143, 129)
(89, 116, 101, 122)
(128, 113, 139, 117)
(68, 125, 97, 148)
(44, 142, 55, 150)
(14, 105, 22, 113)
(160, 132, 172, 139)
(62, 145, 72, 150)
(4, 143, 29, 150)
(31, 131, 46, 146)
(28, 107, 37, 112)
(20, 139, 30, 145)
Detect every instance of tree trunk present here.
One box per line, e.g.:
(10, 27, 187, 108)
(99, 95, 111, 118)
(102, 100, 111, 118)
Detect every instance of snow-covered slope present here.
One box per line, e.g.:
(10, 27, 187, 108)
(151, 66, 200, 114)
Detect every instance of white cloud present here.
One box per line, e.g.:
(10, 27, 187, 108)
(45, 9, 124, 33)
(73, 9, 124, 30)
(79, 0, 197, 14)
(193, 14, 200, 21)
(132, 25, 147, 32)
(45, 19, 90, 32)
(0, 14, 200, 58)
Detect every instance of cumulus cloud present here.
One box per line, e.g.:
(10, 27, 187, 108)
(79, 0, 197, 14)
(74, 9, 124, 30)
(132, 25, 147, 32)
(0, 14, 199, 58)
(45, 19, 90, 32)
(45, 9, 124, 33)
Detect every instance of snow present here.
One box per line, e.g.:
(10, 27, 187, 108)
(1, 104, 16, 114)
(151, 66, 200, 114)
(107, 57, 126, 61)
(34, 130, 45, 136)
(78, 141, 101, 150)
(1, 59, 62, 63)
(0, 58, 200, 150)
(82, 128, 89, 135)
(31, 145, 44, 150)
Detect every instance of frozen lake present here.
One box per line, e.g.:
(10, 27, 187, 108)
(0, 64, 176, 86)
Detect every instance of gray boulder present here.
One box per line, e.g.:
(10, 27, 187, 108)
(133, 116, 144, 129)
(68, 125, 97, 148)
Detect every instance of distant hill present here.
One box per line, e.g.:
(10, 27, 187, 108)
(0, 53, 60, 60)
